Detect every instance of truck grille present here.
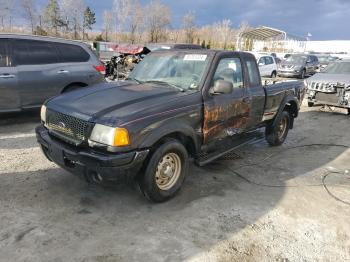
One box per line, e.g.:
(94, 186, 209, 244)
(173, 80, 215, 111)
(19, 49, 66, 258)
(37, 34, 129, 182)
(46, 110, 91, 145)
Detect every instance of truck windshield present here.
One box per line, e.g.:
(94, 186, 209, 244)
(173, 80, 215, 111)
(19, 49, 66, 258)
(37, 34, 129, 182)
(128, 52, 209, 90)
(322, 62, 350, 74)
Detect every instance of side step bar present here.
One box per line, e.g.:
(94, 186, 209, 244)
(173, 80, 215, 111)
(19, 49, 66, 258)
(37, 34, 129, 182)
(196, 132, 264, 166)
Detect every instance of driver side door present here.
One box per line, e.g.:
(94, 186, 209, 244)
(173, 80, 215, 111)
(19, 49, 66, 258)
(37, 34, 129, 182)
(203, 54, 249, 148)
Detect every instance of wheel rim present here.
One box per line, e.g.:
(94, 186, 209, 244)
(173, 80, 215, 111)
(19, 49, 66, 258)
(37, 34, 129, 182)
(277, 116, 288, 140)
(155, 152, 182, 191)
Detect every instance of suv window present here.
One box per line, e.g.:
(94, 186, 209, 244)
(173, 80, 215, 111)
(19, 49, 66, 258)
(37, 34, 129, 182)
(13, 39, 59, 65)
(213, 58, 243, 88)
(55, 43, 90, 62)
(0, 39, 9, 67)
(245, 57, 260, 87)
(258, 57, 266, 65)
(265, 56, 274, 65)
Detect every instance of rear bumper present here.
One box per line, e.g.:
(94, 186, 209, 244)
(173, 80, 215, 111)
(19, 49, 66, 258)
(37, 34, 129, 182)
(36, 125, 149, 182)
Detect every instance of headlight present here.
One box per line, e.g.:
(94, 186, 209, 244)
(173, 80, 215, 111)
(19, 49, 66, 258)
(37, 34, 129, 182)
(40, 105, 47, 123)
(89, 124, 130, 147)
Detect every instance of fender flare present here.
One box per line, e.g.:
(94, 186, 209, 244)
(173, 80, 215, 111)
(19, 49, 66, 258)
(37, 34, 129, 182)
(139, 121, 200, 153)
(272, 94, 299, 129)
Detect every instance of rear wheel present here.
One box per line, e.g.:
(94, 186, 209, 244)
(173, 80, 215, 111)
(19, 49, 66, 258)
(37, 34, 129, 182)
(265, 111, 291, 146)
(139, 139, 189, 202)
(347, 108, 350, 115)
(299, 69, 306, 79)
(271, 71, 277, 78)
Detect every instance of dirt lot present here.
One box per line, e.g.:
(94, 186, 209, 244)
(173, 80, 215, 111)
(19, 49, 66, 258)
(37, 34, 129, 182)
(0, 102, 349, 262)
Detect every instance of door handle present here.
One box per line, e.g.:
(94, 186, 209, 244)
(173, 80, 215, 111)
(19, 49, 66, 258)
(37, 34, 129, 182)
(57, 70, 69, 74)
(0, 74, 15, 79)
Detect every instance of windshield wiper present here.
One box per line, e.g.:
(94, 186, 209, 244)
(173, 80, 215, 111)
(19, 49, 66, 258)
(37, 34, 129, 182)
(144, 80, 185, 92)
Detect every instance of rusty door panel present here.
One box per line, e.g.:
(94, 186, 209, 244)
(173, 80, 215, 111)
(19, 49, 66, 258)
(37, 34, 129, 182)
(203, 88, 249, 144)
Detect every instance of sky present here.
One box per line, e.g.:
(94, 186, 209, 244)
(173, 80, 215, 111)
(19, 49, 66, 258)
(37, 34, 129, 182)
(51, 0, 350, 40)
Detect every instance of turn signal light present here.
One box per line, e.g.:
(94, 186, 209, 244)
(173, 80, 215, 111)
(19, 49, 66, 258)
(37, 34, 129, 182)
(113, 128, 130, 147)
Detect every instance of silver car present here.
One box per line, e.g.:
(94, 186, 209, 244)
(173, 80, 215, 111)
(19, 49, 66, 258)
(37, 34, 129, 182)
(0, 34, 105, 113)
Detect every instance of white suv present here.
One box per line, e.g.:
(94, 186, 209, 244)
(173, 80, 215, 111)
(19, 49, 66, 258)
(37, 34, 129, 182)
(256, 55, 278, 78)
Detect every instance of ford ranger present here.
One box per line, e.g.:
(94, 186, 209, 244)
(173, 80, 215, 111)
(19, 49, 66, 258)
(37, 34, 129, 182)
(36, 50, 305, 202)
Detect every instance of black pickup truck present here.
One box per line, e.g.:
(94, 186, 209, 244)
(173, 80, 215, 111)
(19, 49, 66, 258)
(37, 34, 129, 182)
(36, 50, 305, 202)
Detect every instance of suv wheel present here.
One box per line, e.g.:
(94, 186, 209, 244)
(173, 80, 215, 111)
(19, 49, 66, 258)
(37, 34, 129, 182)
(271, 71, 277, 78)
(139, 139, 189, 202)
(299, 69, 306, 79)
(265, 111, 290, 146)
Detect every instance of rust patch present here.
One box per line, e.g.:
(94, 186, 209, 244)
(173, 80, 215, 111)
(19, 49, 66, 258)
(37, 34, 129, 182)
(203, 101, 251, 143)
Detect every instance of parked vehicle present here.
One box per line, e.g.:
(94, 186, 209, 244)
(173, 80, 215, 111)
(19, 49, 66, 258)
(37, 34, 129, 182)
(0, 34, 105, 113)
(105, 45, 150, 80)
(316, 55, 339, 71)
(256, 54, 278, 78)
(36, 50, 305, 202)
(278, 54, 319, 79)
(306, 59, 350, 114)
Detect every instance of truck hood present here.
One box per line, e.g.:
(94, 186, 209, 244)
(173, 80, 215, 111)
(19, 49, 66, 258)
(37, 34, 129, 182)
(47, 81, 183, 124)
(307, 73, 350, 86)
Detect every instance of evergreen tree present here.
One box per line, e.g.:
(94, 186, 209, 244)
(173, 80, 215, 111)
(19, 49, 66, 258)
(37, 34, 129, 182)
(83, 6, 96, 39)
(43, 0, 65, 36)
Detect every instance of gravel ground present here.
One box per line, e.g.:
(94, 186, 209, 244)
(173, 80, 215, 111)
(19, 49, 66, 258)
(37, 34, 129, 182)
(0, 102, 349, 262)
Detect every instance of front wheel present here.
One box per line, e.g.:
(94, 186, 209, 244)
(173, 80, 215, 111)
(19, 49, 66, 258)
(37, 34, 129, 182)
(299, 69, 306, 79)
(271, 71, 277, 78)
(265, 111, 291, 146)
(139, 139, 189, 202)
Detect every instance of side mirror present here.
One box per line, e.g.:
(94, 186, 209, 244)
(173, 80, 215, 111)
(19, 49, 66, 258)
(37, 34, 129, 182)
(258, 62, 264, 66)
(210, 80, 233, 95)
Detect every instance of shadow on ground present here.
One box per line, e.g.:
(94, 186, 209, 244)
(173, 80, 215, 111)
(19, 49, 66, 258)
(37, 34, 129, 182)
(0, 109, 349, 261)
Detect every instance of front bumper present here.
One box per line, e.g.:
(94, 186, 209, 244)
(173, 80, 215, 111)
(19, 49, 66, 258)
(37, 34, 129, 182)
(278, 70, 301, 77)
(36, 125, 149, 182)
(308, 90, 350, 109)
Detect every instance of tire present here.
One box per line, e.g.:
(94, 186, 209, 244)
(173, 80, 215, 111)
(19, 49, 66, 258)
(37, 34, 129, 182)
(265, 111, 291, 146)
(139, 139, 189, 202)
(62, 85, 84, 93)
(308, 102, 314, 107)
(271, 71, 277, 78)
(347, 108, 350, 115)
(299, 69, 306, 79)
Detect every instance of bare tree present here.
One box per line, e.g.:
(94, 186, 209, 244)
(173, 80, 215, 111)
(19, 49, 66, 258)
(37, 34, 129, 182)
(214, 19, 233, 49)
(103, 10, 113, 41)
(144, 0, 171, 43)
(113, 0, 131, 41)
(0, 0, 14, 31)
(21, 0, 37, 34)
(60, 0, 86, 39)
(129, 0, 144, 43)
(182, 11, 196, 44)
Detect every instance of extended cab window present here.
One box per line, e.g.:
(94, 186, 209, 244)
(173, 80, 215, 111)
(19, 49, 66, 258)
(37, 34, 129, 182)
(245, 57, 261, 87)
(13, 40, 59, 65)
(0, 39, 9, 67)
(213, 58, 243, 88)
(55, 43, 90, 62)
